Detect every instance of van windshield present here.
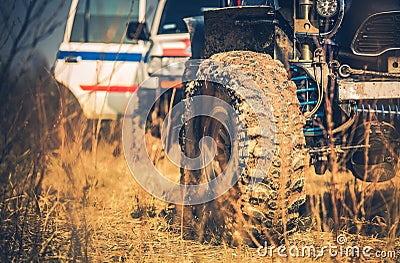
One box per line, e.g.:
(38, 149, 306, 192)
(158, 0, 223, 34)
(71, 0, 139, 43)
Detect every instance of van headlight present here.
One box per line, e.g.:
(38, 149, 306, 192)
(316, 0, 338, 17)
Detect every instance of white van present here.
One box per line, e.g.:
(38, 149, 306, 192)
(54, 0, 224, 119)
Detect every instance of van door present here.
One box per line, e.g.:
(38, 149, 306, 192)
(54, 0, 149, 119)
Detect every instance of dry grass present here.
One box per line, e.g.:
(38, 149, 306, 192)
(27, 135, 400, 262)
(35, 129, 400, 262)
(0, 71, 399, 263)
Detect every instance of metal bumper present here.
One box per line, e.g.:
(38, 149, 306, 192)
(338, 80, 400, 101)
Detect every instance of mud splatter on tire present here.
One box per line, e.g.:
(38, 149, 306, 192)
(179, 51, 307, 246)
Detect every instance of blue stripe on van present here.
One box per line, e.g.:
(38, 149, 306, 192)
(57, 50, 142, 62)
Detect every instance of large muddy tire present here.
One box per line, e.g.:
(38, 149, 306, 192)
(179, 51, 307, 246)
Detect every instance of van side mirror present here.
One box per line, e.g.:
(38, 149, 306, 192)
(126, 21, 150, 41)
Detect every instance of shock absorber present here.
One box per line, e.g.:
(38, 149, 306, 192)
(297, 0, 314, 61)
(291, 65, 325, 136)
(355, 103, 400, 119)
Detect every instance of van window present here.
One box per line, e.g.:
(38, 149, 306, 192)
(145, 0, 159, 32)
(158, 0, 223, 34)
(71, 0, 139, 43)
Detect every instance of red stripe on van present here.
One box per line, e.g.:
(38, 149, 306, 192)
(162, 48, 191, 57)
(162, 39, 191, 57)
(80, 85, 139, 92)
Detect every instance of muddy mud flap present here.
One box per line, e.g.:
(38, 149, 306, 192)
(204, 6, 276, 58)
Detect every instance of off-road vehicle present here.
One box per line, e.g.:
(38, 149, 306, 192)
(170, 0, 400, 245)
